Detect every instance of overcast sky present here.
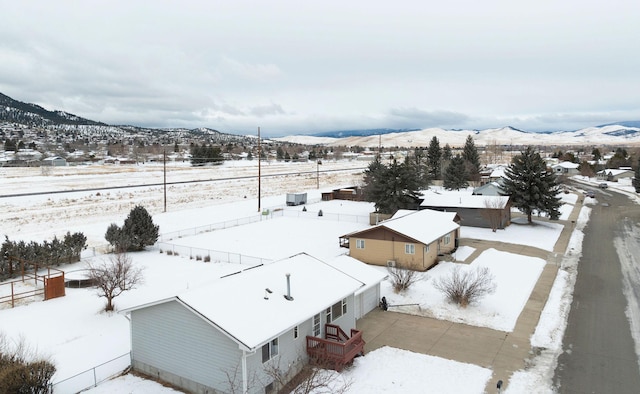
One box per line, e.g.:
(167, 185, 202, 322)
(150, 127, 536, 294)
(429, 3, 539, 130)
(1, 1, 639, 137)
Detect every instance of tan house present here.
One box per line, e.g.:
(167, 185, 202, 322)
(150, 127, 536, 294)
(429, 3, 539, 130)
(340, 209, 460, 271)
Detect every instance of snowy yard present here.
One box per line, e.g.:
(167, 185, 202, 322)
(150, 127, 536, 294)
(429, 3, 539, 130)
(0, 165, 605, 393)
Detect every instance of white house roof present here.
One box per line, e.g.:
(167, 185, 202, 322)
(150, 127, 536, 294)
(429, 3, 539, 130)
(125, 253, 364, 351)
(327, 255, 387, 295)
(553, 161, 579, 169)
(375, 209, 460, 245)
(598, 168, 634, 176)
(420, 192, 510, 209)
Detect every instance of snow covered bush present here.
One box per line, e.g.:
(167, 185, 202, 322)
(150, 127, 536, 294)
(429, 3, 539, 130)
(433, 266, 496, 308)
(387, 265, 424, 293)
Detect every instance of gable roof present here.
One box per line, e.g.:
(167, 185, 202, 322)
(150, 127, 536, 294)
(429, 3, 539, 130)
(552, 161, 579, 169)
(327, 255, 387, 295)
(343, 209, 459, 246)
(597, 168, 634, 177)
(420, 192, 510, 209)
(122, 253, 364, 351)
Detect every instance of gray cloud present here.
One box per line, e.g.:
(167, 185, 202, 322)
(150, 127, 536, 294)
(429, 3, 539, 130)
(1, 1, 639, 136)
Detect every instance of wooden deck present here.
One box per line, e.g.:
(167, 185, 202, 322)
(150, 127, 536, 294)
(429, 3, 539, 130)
(306, 324, 365, 371)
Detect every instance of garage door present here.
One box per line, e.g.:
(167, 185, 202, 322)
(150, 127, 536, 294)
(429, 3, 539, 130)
(356, 286, 380, 319)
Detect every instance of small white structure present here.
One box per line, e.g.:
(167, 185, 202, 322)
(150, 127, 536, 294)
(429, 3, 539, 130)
(42, 156, 67, 166)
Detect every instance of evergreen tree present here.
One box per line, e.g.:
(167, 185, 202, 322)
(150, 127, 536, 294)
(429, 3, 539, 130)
(105, 206, 159, 252)
(276, 146, 285, 161)
(462, 135, 481, 181)
(443, 144, 453, 161)
(443, 155, 469, 190)
(633, 158, 640, 193)
(427, 136, 442, 180)
(122, 206, 159, 251)
(363, 157, 422, 214)
(502, 146, 562, 223)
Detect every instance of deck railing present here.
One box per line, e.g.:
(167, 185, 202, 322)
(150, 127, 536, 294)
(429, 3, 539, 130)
(306, 324, 365, 371)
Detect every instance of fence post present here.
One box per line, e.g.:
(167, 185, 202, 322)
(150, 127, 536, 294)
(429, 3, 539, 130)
(11, 282, 14, 308)
(93, 367, 97, 387)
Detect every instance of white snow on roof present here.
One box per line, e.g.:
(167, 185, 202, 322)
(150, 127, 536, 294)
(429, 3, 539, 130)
(421, 192, 510, 209)
(327, 255, 387, 295)
(377, 209, 460, 245)
(489, 166, 507, 178)
(175, 253, 364, 350)
(598, 168, 634, 176)
(553, 161, 579, 169)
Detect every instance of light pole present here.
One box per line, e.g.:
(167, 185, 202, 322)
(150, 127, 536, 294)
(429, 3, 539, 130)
(316, 159, 322, 189)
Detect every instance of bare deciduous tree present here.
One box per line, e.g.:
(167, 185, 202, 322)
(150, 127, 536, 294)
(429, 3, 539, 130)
(263, 352, 352, 394)
(433, 266, 496, 308)
(481, 197, 507, 232)
(88, 253, 143, 311)
(387, 265, 424, 293)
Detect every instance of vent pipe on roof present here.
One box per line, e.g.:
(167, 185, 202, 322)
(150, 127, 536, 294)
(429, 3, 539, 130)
(284, 273, 294, 301)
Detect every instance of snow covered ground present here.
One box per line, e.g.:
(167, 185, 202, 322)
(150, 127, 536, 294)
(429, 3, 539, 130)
(0, 163, 626, 393)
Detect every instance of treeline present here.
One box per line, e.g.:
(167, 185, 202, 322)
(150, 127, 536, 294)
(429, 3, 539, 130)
(0, 232, 87, 280)
(190, 143, 224, 166)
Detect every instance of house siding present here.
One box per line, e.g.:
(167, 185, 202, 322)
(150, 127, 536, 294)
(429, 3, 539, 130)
(130, 295, 359, 394)
(130, 300, 243, 393)
(350, 238, 433, 271)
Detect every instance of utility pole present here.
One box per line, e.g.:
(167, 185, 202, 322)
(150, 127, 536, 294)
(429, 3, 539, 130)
(163, 150, 167, 212)
(258, 127, 261, 212)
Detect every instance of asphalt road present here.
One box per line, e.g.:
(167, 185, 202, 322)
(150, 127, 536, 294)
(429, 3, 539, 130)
(555, 185, 640, 393)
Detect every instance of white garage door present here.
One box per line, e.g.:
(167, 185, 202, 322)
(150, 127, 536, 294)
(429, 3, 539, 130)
(356, 286, 380, 319)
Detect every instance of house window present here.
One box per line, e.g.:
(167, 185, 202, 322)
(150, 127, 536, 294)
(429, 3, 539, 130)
(262, 338, 278, 363)
(405, 243, 415, 254)
(356, 239, 365, 249)
(293, 325, 299, 340)
(329, 298, 347, 322)
(312, 313, 321, 337)
(444, 234, 451, 245)
(425, 244, 430, 253)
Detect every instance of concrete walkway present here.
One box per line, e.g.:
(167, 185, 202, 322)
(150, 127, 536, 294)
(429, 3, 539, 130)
(356, 195, 583, 393)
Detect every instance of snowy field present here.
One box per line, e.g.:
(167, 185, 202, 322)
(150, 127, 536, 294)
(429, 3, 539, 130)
(0, 163, 618, 393)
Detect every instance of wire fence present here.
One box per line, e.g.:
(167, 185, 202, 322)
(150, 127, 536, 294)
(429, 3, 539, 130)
(50, 352, 130, 393)
(156, 242, 273, 266)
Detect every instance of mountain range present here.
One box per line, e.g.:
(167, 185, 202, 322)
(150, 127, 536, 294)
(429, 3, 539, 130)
(2, 91, 640, 148)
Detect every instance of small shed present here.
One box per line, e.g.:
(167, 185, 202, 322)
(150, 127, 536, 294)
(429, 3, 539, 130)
(42, 156, 67, 167)
(286, 192, 307, 206)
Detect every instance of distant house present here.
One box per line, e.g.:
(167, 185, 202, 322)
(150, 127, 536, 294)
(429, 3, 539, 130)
(321, 186, 365, 201)
(597, 168, 635, 182)
(472, 180, 505, 196)
(340, 209, 460, 271)
(420, 192, 511, 229)
(121, 253, 367, 394)
(42, 156, 67, 167)
(551, 161, 579, 176)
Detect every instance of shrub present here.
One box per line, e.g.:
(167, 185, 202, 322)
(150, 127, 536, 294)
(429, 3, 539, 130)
(433, 266, 496, 308)
(387, 265, 424, 293)
(204, 255, 211, 262)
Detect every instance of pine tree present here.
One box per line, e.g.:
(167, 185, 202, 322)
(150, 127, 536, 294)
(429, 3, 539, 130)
(502, 146, 562, 223)
(122, 206, 160, 251)
(633, 158, 640, 193)
(462, 135, 481, 181)
(427, 136, 442, 180)
(363, 157, 422, 214)
(443, 155, 469, 190)
(443, 144, 453, 161)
